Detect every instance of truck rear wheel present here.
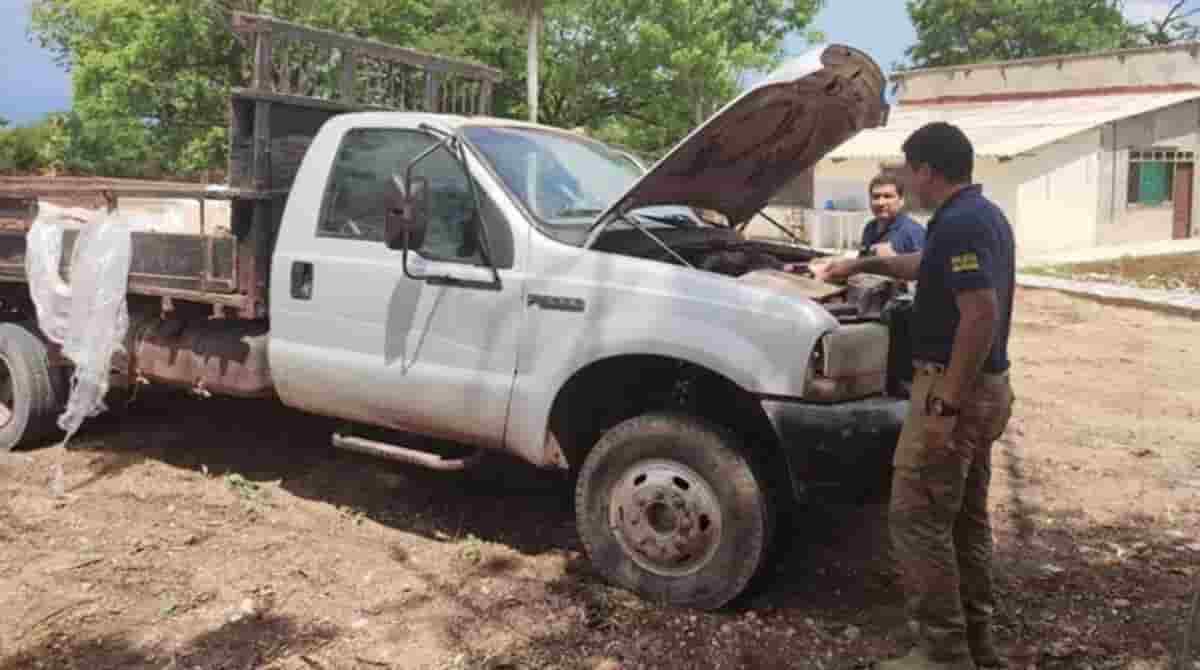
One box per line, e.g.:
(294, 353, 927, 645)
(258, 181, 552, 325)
(0, 323, 62, 451)
(575, 412, 774, 610)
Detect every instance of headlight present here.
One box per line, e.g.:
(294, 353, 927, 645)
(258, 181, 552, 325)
(803, 323, 890, 402)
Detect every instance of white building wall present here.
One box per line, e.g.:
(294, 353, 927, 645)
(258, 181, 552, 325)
(813, 158, 880, 211)
(998, 130, 1103, 257)
(813, 102, 1200, 255)
(815, 139, 1106, 259)
(1097, 101, 1200, 245)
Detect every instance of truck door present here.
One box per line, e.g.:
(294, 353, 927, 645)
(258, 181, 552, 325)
(270, 124, 523, 448)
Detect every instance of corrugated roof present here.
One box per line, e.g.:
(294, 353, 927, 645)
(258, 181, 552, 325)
(826, 91, 1200, 160)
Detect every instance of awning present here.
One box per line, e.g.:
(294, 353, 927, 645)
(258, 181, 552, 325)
(826, 90, 1200, 160)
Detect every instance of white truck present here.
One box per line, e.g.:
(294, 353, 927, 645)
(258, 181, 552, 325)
(0, 25, 908, 609)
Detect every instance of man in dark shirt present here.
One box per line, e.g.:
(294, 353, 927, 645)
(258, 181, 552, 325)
(860, 174, 926, 258)
(813, 122, 1016, 670)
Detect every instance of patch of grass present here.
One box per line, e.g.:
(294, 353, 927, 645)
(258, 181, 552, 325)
(1023, 263, 1074, 279)
(224, 473, 261, 500)
(459, 534, 485, 566)
(338, 505, 367, 526)
(1025, 252, 1200, 292)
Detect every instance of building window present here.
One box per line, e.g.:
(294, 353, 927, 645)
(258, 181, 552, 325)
(1128, 148, 1195, 206)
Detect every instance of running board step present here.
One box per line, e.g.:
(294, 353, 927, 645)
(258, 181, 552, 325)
(331, 433, 484, 471)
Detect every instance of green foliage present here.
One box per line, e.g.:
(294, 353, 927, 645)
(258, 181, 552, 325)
(29, 0, 823, 174)
(29, 0, 522, 176)
(902, 0, 1143, 69)
(537, 0, 823, 155)
(0, 120, 58, 174)
(32, 0, 246, 176)
(1141, 0, 1200, 45)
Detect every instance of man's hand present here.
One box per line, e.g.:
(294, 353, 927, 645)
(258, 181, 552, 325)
(922, 414, 957, 452)
(810, 257, 858, 283)
(871, 241, 897, 257)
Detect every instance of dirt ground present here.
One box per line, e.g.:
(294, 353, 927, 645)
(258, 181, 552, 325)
(1, 287, 1199, 670)
(1025, 252, 1200, 292)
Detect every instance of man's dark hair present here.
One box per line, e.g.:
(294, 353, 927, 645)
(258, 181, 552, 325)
(902, 121, 974, 183)
(868, 173, 905, 197)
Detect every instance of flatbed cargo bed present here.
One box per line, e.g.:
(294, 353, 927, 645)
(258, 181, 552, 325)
(0, 177, 280, 318)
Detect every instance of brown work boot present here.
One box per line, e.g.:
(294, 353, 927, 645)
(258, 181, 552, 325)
(878, 647, 977, 670)
(967, 623, 1008, 668)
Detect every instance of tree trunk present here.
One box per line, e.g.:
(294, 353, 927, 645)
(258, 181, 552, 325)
(528, 6, 541, 123)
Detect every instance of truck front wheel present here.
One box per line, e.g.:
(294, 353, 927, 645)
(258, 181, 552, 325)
(575, 412, 774, 610)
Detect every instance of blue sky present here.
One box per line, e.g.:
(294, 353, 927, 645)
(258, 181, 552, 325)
(0, 0, 1182, 126)
(806, 0, 917, 76)
(1, 0, 71, 125)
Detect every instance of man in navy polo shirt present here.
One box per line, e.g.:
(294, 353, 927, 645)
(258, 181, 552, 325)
(859, 173, 925, 258)
(813, 122, 1016, 670)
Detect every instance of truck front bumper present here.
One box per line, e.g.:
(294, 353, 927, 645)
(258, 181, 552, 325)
(761, 395, 910, 496)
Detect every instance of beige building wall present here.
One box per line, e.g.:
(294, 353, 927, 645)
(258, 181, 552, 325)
(996, 130, 1102, 258)
(894, 43, 1200, 102)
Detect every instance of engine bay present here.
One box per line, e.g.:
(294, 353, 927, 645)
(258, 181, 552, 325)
(591, 225, 904, 323)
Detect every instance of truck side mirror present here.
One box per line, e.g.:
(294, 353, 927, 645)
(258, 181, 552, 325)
(385, 175, 429, 251)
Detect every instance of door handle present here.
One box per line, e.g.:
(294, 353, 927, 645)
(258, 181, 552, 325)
(291, 261, 313, 300)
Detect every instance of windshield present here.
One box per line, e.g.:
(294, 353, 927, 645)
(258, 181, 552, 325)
(462, 125, 706, 245)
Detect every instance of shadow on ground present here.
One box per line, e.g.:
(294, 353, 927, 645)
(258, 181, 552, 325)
(52, 390, 578, 556)
(0, 612, 338, 670)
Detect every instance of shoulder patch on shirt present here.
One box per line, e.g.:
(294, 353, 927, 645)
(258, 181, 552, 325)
(951, 252, 980, 273)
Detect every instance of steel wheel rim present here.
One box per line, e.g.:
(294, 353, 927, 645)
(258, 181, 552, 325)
(608, 458, 724, 577)
(0, 353, 13, 429)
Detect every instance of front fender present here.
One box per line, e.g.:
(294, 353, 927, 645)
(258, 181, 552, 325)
(504, 278, 835, 466)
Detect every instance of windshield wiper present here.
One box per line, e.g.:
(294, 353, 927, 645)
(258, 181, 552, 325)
(633, 212, 696, 228)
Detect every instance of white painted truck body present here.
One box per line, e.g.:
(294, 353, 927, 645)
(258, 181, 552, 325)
(269, 44, 903, 471)
(270, 109, 839, 463)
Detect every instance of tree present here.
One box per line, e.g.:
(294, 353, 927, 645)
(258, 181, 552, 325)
(902, 0, 1143, 69)
(28, 0, 823, 173)
(1142, 0, 1200, 44)
(502, 0, 547, 123)
(0, 120, 57, 174)
(28, 0, 469, 177)
(540, 0, 824, 154)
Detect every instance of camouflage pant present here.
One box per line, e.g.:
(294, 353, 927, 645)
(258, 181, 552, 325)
(890, 361, 1014, 657)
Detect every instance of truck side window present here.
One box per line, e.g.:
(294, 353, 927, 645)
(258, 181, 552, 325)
(318, 128, 436, 242)
(318, 127, 513, 268)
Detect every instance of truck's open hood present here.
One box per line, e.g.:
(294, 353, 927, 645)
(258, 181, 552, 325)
(588, 44, 888, 235)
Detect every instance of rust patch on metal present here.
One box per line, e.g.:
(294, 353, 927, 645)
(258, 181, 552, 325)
(133, 317, 274, 398)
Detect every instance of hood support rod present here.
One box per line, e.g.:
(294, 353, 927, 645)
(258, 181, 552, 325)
(619, 213, 694, 268)
(738, 209, 808, 247)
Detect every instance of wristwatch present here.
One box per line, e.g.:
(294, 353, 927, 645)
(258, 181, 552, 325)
(926, 395, 960, 418)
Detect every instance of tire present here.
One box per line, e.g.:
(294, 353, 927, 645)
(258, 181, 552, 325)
(575, 411, 775, 610)
(0, 323, 62, 451)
